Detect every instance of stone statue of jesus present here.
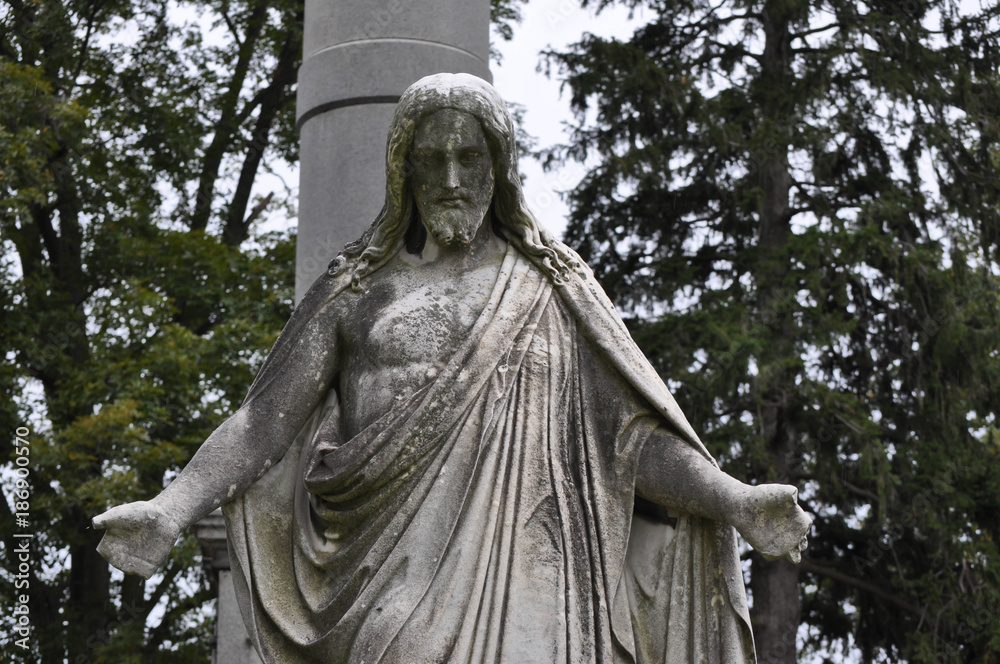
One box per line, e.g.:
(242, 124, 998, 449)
(94, 73, 811, 664)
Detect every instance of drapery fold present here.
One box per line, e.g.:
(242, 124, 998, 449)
(224, 244, 755, 664)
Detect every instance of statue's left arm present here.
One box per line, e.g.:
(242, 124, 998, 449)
(635, 429, 812, 562)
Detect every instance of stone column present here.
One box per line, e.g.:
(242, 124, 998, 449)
(193, 511, 261, 664)
(294, 0, 492, 300)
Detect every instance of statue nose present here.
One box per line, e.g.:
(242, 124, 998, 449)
(443, 160, 460, 189)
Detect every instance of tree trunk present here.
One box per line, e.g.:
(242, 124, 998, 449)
(66, 524, 112, 663)
(751, 556, 802, 663)
(751, 1, 800, 662)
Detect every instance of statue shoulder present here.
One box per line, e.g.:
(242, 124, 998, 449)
(271, 261, 360, 355)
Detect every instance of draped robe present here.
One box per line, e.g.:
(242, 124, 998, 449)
(223, 244, 756, 663)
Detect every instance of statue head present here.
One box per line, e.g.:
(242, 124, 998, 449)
(408, 107, 496, 250)
(329, 73, 579, 286)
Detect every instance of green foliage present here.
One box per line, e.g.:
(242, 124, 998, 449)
(545, 0, 1000, 661)
(0, 1, 299, 661)
(491, 0, 528, 41)
(1, 2, 524, 660)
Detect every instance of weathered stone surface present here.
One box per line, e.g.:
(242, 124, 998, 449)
(94, 74, 811, 664)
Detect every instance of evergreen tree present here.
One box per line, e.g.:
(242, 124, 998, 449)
(543, 1, 1000, 662)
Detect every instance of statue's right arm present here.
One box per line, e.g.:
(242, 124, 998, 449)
(93, 299, 343, 577)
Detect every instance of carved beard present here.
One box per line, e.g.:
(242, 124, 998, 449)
(422, 208, 484, 247)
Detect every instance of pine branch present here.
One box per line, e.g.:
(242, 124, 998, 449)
(790, 22, 843, 40)
(799, 558, 922, 615)
(843, 481, 880, 503)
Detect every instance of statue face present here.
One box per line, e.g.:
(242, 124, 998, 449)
(410, 109, 494, 247)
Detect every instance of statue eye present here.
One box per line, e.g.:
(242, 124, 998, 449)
(460, 150, 484, 166)
(412, 151, 443, 168)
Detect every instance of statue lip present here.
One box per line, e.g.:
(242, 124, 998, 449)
(436, 195, 470, 205)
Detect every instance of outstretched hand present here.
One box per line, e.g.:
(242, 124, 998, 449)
(93, 501, 182, 579)
(737, 484, 813, 564)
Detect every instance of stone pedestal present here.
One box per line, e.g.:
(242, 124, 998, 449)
(294, 0, 492, 299)
(193, 511, 261, 664)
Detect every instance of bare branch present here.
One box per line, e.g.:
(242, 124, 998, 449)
(220, 1, 243, 47)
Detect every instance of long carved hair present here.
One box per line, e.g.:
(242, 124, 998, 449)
(327, 73, 581, 288)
